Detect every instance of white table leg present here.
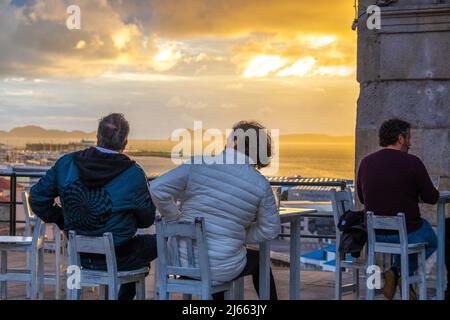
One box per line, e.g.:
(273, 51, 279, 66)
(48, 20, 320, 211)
(436, 200, 446, 300)
(290, 217, 301, 300)
(259, 241, 270, 300)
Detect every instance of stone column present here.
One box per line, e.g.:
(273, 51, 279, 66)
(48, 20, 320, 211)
(356, 0, 450, 223)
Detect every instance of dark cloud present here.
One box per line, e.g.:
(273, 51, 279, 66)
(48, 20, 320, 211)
(107, 0, 354, 38)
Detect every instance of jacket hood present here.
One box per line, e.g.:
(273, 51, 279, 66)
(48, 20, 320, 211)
(73, 147, 135, 188)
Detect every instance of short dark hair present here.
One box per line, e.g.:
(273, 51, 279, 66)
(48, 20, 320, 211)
(378, 118, 411, 147)
(97, 113, 129, 151)
(230, 120, 272, 169)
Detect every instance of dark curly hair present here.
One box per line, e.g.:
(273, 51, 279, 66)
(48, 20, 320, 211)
(230, 120, 272, 169)
(97, 113, 129, 151)
(378, 118, 411, 147)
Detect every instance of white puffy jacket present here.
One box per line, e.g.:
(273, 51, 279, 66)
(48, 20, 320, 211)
(149, 149, 281, 283)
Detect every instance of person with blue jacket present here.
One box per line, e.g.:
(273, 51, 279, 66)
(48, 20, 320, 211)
(29, 113, 157, 300)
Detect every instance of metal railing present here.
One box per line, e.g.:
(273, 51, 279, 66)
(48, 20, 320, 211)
(0, 172, 45, 235)
(266, 176, 348, 190)
(1, 172, 348, 237)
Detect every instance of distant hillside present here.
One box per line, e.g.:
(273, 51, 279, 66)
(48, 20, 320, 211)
(0, 126, 354, 144)
(166, 130, 354, 144)
(280, 134, 354, 144)
(0, 126, 96, 139)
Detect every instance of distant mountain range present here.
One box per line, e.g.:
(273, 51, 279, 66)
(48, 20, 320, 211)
(279, 134, 354, 144)
(0, 126, 96, 139)
(0, 125, 354, 143)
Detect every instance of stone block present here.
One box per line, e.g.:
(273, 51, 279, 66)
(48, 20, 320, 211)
(357, 81, 450, 129)
(380, 32, 450, 80)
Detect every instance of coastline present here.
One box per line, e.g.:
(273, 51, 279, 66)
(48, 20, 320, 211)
(126, 150, 174, 158)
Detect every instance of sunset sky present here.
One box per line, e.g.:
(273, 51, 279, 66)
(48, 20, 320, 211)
(0, 0, 358, 139)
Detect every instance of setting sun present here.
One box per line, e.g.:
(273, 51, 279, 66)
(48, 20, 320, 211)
(243, 55, 289, 78)
(113, 33, 129, 50)
(277, 57, 316, 77)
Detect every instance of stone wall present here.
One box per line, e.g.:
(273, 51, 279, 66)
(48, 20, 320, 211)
(356, 0, 450, 223)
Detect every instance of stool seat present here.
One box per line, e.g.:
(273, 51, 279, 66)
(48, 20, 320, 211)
(0, 237, 33, 245)
(375, 242, 427, 254)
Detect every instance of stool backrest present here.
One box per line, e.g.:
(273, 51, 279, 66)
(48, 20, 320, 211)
(67, 231, 118, 278)
(330, 188, 354, 243)
(21, 191, 36, 236)
(330, 188, 354, 227)
(32, 216, 46, 247)
(155, 216, 211, 298)
(19, 192, 45, 243)
(366, 211, 408, 247)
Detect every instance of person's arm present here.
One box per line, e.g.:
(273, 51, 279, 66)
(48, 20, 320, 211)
(149, 164, 190, 221)
(246, 182, 281, 244)
(29, 164, 64, 229)
(356, 161, 365, 205)
(133, 170, 156, 228)
(414, 158, 440, 204)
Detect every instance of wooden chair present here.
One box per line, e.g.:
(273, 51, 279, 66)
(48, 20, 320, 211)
(366, 212, 427, 300)
(67, 231, 148, 300)
(155, 216, 244, 300)
(0, 217, 46, 300)
(22, 191, 65, 299)
(330, 188, 366, 300)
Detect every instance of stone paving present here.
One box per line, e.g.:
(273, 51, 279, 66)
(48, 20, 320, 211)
(2, 248, 440, 300)
(0, 250, 369, 300)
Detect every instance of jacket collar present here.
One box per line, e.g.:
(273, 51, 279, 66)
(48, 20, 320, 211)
(95, 146, 119, 154)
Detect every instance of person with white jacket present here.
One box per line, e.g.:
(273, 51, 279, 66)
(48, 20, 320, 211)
(149, 121, 281, 299)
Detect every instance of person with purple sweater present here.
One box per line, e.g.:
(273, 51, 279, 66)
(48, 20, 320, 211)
(357, 118, 440, 300)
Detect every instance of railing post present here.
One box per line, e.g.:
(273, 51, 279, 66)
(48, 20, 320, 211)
(9, 173, 17, 236)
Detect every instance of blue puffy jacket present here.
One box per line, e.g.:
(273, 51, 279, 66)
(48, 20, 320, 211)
(29, 147, 155, 246)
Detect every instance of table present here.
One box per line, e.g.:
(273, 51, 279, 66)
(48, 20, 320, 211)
(258, 207, 318, 300)
(436, 191, 450, 300)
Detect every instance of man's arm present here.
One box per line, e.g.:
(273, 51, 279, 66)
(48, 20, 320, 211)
(29, 164, 64, 229)
(414, 158, 440, 204)
(149, 164, 190, 221)
(246, 182, 281, 244)
(133, 170, 156, 228)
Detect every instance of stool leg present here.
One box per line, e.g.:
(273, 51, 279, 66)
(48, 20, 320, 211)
(366, 251, 375, 300)
(335, 253, 343, 300)
(223, 288, 233, 300)
(136, 278, 146, 300)
(1, 251, 7, 299)
(30, 248, 37, 300)
(69, 287, 81, 300)
(26, 250, 31, 298)
(38, 248, 44, 300)
(381, 253, 387, 271)
(400, 252, 409, 300)
(418, 249, 427, 300)
(354, 268, 360, 299)
(55, 227, 61, 300)
(234, 276, 245, 300)
(182, 293, 192, 300)
(99, 285, 107, 300)
(108, 283, 118, 300)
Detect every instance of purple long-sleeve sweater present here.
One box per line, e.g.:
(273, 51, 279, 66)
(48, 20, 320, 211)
(357, 148, 440, 234)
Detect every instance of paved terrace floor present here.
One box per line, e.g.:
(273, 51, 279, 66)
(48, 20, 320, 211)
(3, 250, 432, 300)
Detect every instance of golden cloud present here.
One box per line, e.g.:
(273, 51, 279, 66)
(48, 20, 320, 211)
(0, 0, 356, 79)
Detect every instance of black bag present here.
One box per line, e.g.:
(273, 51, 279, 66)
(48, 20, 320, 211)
(337, 210, 367, 258)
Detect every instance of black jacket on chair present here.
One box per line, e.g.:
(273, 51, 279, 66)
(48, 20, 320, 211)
(338, 210, 367, 258)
